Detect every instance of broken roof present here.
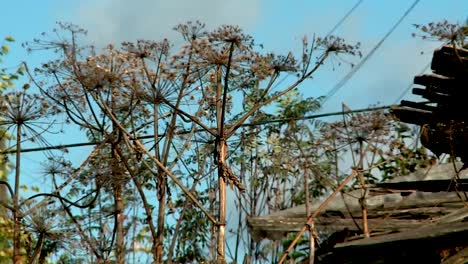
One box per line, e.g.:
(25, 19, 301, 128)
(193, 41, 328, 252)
(247, 163, 468, 242)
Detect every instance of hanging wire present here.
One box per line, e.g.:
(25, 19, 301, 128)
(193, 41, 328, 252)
(323, 0, 421, 104)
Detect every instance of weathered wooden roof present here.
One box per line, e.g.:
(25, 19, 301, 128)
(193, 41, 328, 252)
(334, 221, 468, 250)
(247, 163, 468, 242)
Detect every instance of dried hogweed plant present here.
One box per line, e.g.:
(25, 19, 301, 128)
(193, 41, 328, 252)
(22, 20, 361, 263)
(0, 86, 59, 263)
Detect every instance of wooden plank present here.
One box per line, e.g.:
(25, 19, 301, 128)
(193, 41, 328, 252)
(431, 45, 468, 77)
(374, 179, 468, 192)
(326, 222, 468, 264)
(247, 217, 304, 241)
(437, 208, 468, 224)
(412, 87, 449, 97)
(248, 201, 464, 240)
(440, 45, 468, 57)
(334, 222, 468, 249)
(316, 218, 424, 230)
(413, 74, 468, 96)
(390, 106, 433, 125)
(414, 74, 456, 87)
(364, 206, 455, 219)
(400, 100, 437, 112)
(393, 105, 468, 125)
(412, 88, 454, 104)
(247, 217, 425, 240)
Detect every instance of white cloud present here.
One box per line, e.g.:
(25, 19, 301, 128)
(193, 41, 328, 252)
(74, 0, 260, 46)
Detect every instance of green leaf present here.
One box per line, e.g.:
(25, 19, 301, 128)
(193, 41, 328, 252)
(1, 45, 9, 55)
(5, 36, 14, 42)
(289, 251, 307, 259)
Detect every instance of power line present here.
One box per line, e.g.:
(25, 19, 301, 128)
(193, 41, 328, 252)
(1, 2, 367, 155)
(241, 105, 391, 126)
(0, 1, 378, 155)
(1, 105, 393, 154)
(323, 0, 421, 104)
(325, 0, 364, 37)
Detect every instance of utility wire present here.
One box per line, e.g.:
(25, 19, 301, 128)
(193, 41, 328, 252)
(323, 0, 421, 104)
(394, 42, 448, 104)
(267, 1, 363, 95)
(2, 2, 367, 155)
(1, 105, 393, 154)
(0, 1, 376, 155)
(325, 0, 364, 37)
(240, 105, 391, 127)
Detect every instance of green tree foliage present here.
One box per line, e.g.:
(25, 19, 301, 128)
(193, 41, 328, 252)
(0, 35, 17, 264)
(0, 36, 21, 91)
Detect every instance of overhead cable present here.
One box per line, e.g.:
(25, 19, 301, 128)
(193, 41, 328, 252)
(323, 0, 421, 104)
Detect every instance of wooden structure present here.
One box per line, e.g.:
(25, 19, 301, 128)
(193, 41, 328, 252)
(247, 45, 468, 263)
(392, 44, 468, 162)
(247, 163, 468, 263)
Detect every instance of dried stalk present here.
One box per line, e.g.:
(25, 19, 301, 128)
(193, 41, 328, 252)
(94, 93, 218, 224)
(20, 142, 106, 217)
(278, 169, 358, 264)
(52, 176, 103, 261)
(115, 145, 158, 261)
(13, 123, 21, 264)
(166, 180, 200, 263)
(357, 144, 370, 238)
(304, 166, 314, 264)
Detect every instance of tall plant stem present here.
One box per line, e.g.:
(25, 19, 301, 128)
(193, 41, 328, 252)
(278, 169, 358, 264)
(166, 178, 201, 263)
(357, 142, 369, 238)
(111, 95, 125, 264)
(13, 124, 22, 264)
(154, 103, 167, 264)
(304, 166, 315, 264)
(216, 42, 235, 263)
(216, 64, 227, 263)
(217, 140, 227, 263)
(112, 146, 125, 264)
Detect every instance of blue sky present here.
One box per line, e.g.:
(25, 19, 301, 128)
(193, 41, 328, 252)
(3, 0, 467, 111)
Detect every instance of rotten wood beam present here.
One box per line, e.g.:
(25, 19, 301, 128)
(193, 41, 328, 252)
(431, 45, 468, 77)
(400, 100, 437, 112)
(373, 179, 468, 192)
(390, 106, 433, 125)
